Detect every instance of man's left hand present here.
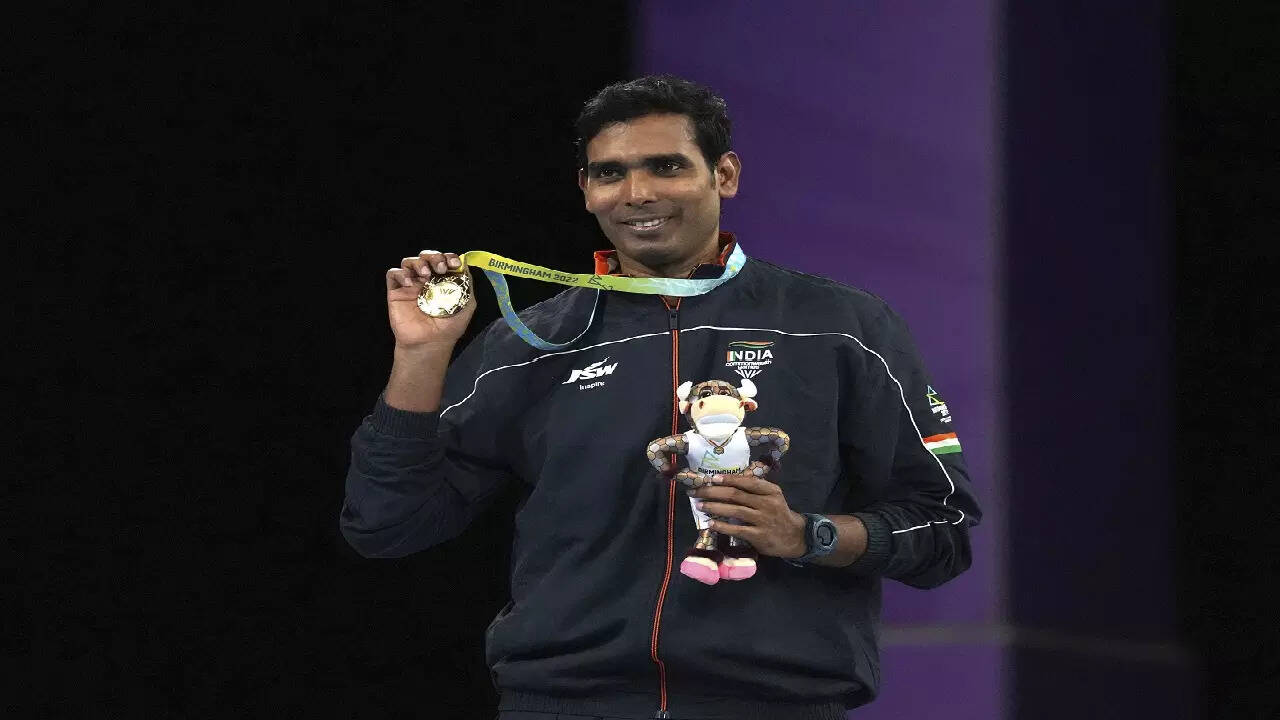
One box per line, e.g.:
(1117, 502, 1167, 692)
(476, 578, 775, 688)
(689, 472, 807, 559)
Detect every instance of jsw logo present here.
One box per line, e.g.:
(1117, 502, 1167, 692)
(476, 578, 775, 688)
(563, 358, 618, 384)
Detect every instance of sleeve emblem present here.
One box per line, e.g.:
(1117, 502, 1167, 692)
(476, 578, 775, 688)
(923, 432, 962, 455)
(926, 385, 952, 423)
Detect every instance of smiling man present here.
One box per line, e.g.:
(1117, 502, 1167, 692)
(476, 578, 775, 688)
(342, 75, 982, 720)
(578, 111, 740, 282)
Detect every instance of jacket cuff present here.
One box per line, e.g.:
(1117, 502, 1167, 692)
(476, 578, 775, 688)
(370, 392, 441, 439)
(846, 511, 892, 575)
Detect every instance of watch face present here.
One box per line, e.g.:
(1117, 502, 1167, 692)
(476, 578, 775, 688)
(816, 522, 836, 547)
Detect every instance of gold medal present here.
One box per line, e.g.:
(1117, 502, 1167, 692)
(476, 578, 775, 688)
(417, 273, 473, 317)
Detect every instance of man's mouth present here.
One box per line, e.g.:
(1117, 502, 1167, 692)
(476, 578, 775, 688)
(620, 216, 672, 232)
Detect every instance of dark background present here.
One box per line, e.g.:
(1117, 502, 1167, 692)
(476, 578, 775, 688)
(13, 1, 1275, 717)
(1173, 1, 1278, 715)
(20, 3, 628, 717)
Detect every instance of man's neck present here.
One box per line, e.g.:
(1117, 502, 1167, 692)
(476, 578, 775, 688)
(613, 232, 723, 280)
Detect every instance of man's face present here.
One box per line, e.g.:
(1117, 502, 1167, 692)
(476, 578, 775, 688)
(578, 113, 739, 270)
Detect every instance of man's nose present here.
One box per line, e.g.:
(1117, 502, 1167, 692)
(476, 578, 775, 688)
(623, 170, 658, 205)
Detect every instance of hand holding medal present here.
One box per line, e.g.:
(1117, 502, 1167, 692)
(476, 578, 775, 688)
(385, 250, 476, 348)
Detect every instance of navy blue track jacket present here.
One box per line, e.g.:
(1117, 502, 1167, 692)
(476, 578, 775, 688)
(341, 243, 982, 720)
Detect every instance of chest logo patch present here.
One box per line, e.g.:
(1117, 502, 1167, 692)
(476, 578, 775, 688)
(724, 341, 775, 380)
(564, 357, 618, 389)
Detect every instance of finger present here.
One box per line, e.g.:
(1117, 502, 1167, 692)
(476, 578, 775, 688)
(709, 472, 781, 496)
(402, 255, 432, 279)
(698, 501, 762, 523)
(418, 250, 450, 275)
(444, 252, 463, 270)
(679, 474, 715, 491)
(707, 520, 761, 541)
(386, 267, 417, 291)
(691, 485, 767, 510)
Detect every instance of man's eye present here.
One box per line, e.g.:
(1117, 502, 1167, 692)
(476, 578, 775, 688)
(656, 161, 681, 173)
(699, 390, 714, 398)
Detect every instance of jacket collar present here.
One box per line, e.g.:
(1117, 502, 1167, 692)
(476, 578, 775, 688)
(592, 231, 737, 279)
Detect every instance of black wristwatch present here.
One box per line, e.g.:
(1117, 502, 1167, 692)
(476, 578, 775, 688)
(787, 513, 839, 566)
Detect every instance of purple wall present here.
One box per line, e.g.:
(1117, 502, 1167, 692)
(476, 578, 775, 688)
(635, 2, 1003, 717)
(636, 0, 1194, 717)
(1003, 2, 1195, 717)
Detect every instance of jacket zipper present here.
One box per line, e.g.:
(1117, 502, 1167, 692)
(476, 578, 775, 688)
(650, 299, 681, 719)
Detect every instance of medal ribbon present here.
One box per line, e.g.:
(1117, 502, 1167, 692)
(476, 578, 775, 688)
(456, 243, 747, 350)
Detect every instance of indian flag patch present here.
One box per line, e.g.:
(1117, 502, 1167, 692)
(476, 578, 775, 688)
(923, 432, 962, 455)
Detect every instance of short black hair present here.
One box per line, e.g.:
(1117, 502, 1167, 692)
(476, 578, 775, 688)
(574, 74, 732, 171)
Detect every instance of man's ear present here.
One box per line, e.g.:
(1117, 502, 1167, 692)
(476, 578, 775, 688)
(715, 151, 741, 199)
(578, 168, 595, 211)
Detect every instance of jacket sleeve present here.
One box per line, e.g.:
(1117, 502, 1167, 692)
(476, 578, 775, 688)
(839, 305, 983, 588)
(339, 325, 517, 559)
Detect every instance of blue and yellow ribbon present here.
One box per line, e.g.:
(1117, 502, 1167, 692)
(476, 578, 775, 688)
(456, 243, 747, 350)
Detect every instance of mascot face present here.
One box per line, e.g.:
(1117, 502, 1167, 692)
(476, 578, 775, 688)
(677, 378, 759, 440)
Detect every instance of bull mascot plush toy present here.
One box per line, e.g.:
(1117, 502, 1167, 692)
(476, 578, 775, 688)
(646, 378, 791, 585)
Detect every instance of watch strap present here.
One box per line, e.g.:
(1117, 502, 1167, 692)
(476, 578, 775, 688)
(787, 512, 838, 566)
